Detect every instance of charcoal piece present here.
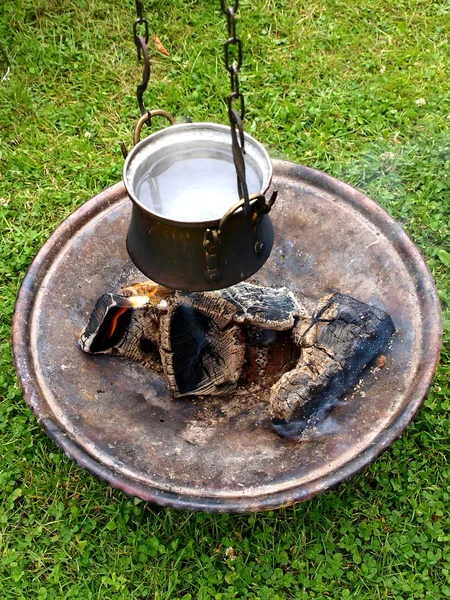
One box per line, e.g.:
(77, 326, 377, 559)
(159, 293, 244, 398)
(158, 283, 304, 397)
(270, 293, 395, 439)
(79, 282, 172, 370)
(220, 282, 304, 330)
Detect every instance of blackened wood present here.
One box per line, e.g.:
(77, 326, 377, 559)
(270, 293, 395, 439)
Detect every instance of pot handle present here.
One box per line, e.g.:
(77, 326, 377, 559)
(203, 190, 278, 283)
(133, 110, 176, 146)
(120, 110, 176, 158)
(218, 191, 277, 235)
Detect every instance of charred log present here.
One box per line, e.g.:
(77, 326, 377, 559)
(270, 293, 395, 439)
(220, 283, 305, 330)
(159, 293, 244, 397)
(79, 282, 171, 371)
(80, 283, 395, 441)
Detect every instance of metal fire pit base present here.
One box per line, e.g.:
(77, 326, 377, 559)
(12, 160, 441, 513)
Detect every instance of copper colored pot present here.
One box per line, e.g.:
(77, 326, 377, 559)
(123, 122, 275, 291)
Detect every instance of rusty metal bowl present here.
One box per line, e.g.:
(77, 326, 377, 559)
(11, 160, 441, 513)
(123, 122, 274, 291)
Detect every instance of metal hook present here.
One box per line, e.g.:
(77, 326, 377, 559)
(133, 110, 176, 146)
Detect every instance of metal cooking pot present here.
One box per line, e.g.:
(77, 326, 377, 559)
(123, 118, 276, 291)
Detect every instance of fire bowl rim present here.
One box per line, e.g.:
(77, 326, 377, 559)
(11, 160, 442, 513)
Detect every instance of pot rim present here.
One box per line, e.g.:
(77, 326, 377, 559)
(123, 121, 273, 228)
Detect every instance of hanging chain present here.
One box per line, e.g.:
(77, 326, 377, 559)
(221, 0, 244, 120)
(120, 0, 167, 157)
(220, 0, 251, 219)
(133, 0, 151, 115)
(204, 1, 277, 282)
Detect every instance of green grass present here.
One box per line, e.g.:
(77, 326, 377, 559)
(1, 0, 449, 598)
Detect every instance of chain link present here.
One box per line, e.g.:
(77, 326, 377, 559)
(133, 0, 151, 116)
(133, 0, 149, 59)
(220, 1, 250, 217)
(221, 2, 245, 122)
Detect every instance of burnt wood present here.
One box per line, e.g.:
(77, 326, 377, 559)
(80, 283, 395, 439)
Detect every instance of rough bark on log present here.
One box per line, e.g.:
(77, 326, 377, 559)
(270, 293, 395, 439)
(220, 282, 305, 330)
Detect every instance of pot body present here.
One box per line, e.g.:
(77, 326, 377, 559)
(127, 203, 274, 291)
(123, 122, 274, 291)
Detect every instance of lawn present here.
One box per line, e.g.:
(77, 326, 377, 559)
(1, 0, 449, 598)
